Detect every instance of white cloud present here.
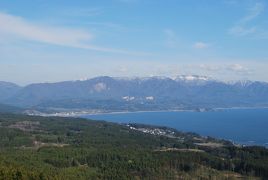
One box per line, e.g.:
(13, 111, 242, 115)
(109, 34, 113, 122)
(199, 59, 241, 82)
(193, 42, 209, 49)
(0, 12, 141, 54)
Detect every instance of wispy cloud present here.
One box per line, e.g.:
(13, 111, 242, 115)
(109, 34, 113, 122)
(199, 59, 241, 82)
(240, 3, 264, 23)
(228, 2, 265, 37)
(0, 12, 144, 54)
(0, 12, 93, 45)
(193, 42, 209, 49)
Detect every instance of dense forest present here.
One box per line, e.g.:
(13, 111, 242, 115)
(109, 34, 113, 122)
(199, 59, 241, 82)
(0, 113, 268, 179)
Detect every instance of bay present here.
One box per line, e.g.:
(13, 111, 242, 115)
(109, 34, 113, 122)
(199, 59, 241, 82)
(82, 108, 268, 147)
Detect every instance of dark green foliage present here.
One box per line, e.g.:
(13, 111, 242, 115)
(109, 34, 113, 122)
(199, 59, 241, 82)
(0, 113, 267, 179)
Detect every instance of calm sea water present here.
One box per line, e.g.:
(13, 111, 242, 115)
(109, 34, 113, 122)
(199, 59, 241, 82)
(82, 108, 268, 147)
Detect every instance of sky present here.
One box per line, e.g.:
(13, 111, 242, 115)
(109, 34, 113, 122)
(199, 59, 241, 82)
(0, 0, 268, 85)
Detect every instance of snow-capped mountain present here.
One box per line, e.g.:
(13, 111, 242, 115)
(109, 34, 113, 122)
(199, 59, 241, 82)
(1, 76, 268, 112)
(175, 75, 211, 81)
(174, 75, 213, 86)
(227, 80, 253, 86)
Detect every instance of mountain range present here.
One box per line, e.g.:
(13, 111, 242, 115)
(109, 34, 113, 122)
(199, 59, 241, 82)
(1, 75, 268, 115)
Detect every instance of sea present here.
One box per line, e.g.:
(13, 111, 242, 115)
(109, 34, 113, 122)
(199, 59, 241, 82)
(82, 108, 268, 147)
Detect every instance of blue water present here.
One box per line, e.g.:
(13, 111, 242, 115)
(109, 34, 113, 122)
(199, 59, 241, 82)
(82, 108, 268, 147)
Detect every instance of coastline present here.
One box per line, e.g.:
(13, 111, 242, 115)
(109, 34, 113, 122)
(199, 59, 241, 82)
(26, 106, 268, 117)
(26, 109, 194, 118)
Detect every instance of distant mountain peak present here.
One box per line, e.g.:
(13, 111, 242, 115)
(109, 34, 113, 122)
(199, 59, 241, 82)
(1, 75, 268, 111)
(113, 76, 171, 81)
(0, 81, 20, 87)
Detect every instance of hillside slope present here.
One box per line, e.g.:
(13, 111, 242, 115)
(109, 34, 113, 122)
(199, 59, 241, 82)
(0, 113, 267, 179)
(0, 81, 21, 101)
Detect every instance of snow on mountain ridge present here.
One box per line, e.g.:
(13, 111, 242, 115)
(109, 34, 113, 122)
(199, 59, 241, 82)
(64, 76, 267, 86)
(175, 75, 211, 81)
(226, 80, 254, 87)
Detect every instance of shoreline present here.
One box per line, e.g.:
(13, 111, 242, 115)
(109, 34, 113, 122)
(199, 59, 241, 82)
(27, 109, 194, 117)
(83, 106, 268, 116)
(27, 106, 268, 117)
(80, 109, 195, 116)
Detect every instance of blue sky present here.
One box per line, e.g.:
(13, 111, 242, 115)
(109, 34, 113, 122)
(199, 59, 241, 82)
(0, 0, 268, 85)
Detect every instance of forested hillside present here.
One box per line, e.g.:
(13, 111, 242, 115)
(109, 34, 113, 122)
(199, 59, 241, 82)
(0, 113, 267, 179)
